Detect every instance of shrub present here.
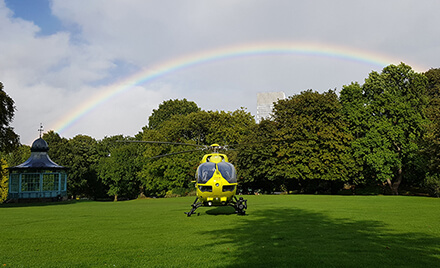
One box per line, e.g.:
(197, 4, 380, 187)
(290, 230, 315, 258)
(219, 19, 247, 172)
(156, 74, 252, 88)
(0, 158, 8, 203)
(164, 187, 194, 198)
(425, 173, 440, 197)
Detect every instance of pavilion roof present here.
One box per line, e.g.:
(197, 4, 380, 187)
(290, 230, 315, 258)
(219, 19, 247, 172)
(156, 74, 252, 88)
(7, 138, 68, 170)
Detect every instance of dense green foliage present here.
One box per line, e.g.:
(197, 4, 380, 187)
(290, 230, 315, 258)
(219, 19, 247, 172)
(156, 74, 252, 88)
(97, 136, 142, 201)
(1, 196, 439, 267)
(2, 64, 440, 199)
(273, 90, 357, 191)
(0, 159, 7, 203)
(0, 82, 19, 154)
(0, 82, 20, 202)
(422, 68, 440, 196)
(237, 90, 357, 194)
(341, 63, 428, 194)
(147, 98, 201, 130)
(138, 109, 256, 196)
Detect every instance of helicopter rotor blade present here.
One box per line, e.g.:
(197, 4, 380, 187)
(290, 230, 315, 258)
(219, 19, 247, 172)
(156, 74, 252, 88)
(117, 140, 205, 148)
(147, 148, 204, 159)
(221, 140, 275, 151)
(118, 139, 278, 159)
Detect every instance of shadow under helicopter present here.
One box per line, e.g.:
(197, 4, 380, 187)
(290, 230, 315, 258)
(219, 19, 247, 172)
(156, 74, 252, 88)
(198, 207, 440, 267)
(205, 205, 242, 216)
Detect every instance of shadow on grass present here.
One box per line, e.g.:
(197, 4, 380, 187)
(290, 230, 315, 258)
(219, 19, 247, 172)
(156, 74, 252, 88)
(202, 208, 440, 267)
(205, 206, 237, 215)
(0, 200, 80, 208)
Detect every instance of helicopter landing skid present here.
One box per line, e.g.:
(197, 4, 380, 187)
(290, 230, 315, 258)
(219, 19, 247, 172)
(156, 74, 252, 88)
(230, 196, 248, 215)
(185, 197, 203, 217)
(185, 196, 248, 216)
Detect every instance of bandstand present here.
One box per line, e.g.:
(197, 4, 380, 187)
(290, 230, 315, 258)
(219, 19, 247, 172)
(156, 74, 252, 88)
(7, 137, 68, 202)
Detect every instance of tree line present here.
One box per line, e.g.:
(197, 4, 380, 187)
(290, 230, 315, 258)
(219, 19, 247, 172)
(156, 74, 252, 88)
(1, 63, 440, 201)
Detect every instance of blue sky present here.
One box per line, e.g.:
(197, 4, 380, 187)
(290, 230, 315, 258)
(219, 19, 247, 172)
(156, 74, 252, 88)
(5, 0, 62, 35)
(1, 0, 439, 144)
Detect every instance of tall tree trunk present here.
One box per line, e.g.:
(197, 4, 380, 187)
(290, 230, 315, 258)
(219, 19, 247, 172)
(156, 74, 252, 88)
(393, 167, 403, 195)
(387, 167, 403, 195)
(114, 194, 118, 202)
(389, 143, 403, 195)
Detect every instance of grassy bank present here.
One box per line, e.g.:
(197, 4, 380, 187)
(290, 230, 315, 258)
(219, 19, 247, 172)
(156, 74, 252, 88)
(1, 195, 439, 267)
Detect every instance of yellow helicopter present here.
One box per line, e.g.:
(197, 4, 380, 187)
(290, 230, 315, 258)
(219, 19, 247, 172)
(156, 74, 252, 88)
(126, 141, 247, 216)
(187, 144, 247, 216)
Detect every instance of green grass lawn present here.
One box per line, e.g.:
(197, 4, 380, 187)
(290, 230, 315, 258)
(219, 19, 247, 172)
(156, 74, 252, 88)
(1, 195, 439, 267)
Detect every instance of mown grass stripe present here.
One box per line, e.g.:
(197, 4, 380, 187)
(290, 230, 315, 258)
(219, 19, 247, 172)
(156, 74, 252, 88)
(0, 195, 439, 267)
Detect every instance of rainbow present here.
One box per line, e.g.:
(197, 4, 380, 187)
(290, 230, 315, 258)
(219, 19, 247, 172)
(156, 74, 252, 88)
(52, 42, 426, 134)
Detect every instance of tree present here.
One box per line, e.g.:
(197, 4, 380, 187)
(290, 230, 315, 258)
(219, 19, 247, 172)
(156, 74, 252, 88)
(422, 68, 440, 196)
(138, 109, 256, 196)
(43, 131, 69, 165)
(0, 82, 20, 201)
(138, 127, 201, 196)
(1, 144, 31, 168)
(236, 118, 280, 193)
(0, 82, 19, 153)
(97, 136, 142, 201)
(340, 63, 428, 194)
(148, 98, 200, 130)
(270, 90, 357, 193)
(62, 135, 105, 198)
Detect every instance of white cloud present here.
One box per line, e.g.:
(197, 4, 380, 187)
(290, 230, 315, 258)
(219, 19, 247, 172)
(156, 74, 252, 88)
(1, 0, 439, 144)
(57, 83, 176, 140)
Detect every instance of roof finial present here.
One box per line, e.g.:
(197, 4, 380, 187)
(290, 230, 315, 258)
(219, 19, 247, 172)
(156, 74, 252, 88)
(38, 123, 44, 138)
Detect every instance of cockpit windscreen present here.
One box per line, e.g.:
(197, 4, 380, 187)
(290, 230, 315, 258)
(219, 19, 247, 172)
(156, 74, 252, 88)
(217, 162, 237, 183)
(197, 162, 216, 183)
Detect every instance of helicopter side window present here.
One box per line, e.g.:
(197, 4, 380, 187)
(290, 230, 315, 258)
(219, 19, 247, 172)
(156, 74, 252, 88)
(197, 162, 216, 183)
(217, 162, 237, 183)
